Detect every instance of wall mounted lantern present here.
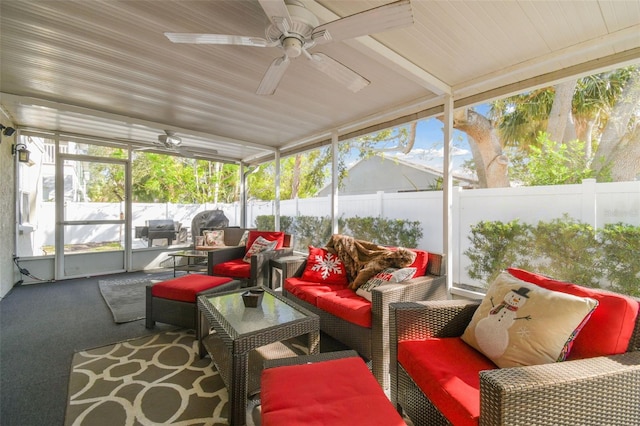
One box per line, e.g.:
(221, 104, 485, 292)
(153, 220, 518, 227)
(12, 143, 31, 163)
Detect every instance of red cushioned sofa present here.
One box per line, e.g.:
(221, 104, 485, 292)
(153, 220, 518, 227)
(207, 230, 294, 287)
(389, 268, 640, 426)
(282, 245, 447, 390)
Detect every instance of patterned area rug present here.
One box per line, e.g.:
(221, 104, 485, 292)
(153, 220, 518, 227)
(98, 272, 184, 323)
(65, 330, 231, 426)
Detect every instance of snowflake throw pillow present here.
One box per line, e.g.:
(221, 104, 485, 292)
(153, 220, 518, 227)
(301, 246, 348, 285)
(356, 267, 417, 301)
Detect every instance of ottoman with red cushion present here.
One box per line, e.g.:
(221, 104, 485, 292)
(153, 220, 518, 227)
(261, 350, 405, 426)
(145, 274, 241, 330)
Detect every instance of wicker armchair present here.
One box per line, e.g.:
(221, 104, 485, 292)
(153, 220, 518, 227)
(282, 252, 448, 390)
(207, 232, 294, 287)
(389, 298, 640, 426)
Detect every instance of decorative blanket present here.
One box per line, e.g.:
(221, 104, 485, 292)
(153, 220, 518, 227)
(325, 234, 417, 289)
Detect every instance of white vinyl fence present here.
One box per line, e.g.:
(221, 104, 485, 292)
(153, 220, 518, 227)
(24, 179, 640, 287)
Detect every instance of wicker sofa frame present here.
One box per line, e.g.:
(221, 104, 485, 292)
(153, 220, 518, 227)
(281, 253, 447, 390)
(207, 232, 294, 287)
(389, 298, 640, 426)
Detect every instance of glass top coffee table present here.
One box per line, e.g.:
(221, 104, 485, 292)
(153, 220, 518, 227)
(197, 287, 320, 426)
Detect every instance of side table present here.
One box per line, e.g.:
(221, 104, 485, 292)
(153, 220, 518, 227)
(167, 250, 209, 277)
(269, 255, 306, 290)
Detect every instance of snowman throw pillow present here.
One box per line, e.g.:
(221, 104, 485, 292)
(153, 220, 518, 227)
(461, 271, 598, 368)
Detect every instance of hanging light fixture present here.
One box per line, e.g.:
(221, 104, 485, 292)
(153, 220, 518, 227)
(12, 143, 31, 163)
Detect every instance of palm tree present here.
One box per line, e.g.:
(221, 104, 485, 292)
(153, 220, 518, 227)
(460, 66, 639, 187)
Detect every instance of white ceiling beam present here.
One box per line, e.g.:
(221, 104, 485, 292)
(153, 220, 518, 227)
(303, 0, 451, 96)
(454, 25, 640, 100)
(456, 47, 640, 109)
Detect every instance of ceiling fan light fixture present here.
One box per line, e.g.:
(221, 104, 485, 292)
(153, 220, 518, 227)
(282, 37, 302, 58)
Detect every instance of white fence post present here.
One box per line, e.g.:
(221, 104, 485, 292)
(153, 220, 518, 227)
(581, 178, 597, 229)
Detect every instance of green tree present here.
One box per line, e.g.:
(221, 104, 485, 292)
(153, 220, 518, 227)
(85, 148, 241, 203)
(508, 132, 605, 185)
(498, 67, 639, 183)
(453, 66, 640, 188)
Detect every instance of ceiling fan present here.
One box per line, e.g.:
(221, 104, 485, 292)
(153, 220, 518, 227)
(164, 0, 414, 95)
(135, 130, 220, 159)
(135, 130, 192, 157)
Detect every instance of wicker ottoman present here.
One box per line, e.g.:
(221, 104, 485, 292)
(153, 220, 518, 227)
(260, 350, 405, 426)
(145, 274, 241, 330)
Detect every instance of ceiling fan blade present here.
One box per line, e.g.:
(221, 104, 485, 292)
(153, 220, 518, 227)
(164, 33, 269, 47)
(257, 0, 292, 33)
(256, 56, 291, 95)
(307, 53, 369, 93)
(312, 0, 413, 45)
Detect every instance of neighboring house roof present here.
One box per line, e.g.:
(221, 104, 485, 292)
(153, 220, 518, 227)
(316, 154, 477, 196)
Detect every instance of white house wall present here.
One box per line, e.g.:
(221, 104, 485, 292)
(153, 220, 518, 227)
(0, 120, 17, 299)
(318, 156, 441, 196)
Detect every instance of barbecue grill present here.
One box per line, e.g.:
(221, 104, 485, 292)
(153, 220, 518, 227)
(135, 220, 181, 247)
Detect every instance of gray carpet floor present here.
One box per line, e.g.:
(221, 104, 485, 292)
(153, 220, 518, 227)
(0, 270, 177, 426)
(0, 269, 349, 426)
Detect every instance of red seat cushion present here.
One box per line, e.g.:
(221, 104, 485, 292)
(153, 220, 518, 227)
(316, 289, 372, 328)
(398, 337, 498, 426)
(246, 231, 285, 251)
(212, 259, 251, 279)
(151, 275, 233, 303)
(507, 268, 639, 359)
(261, 356, 405, 426)
(283, 278, 347, 306)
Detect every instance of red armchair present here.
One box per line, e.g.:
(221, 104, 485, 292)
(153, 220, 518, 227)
(207, 230, 293, 287)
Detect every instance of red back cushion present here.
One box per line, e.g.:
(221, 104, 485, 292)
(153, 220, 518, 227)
(507, 268, 639, 359)
(408, 249, 429, 277)
(246, 231, 285, 251)
(301, 246, 349, 285)
(387, 247, 429, 277)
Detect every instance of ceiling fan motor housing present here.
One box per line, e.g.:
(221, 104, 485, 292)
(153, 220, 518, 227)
(266, 1, 319, 57)
(158, 133, 181, 147)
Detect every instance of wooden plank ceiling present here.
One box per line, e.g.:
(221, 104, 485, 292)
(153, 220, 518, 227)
(1, 0, 639, 164)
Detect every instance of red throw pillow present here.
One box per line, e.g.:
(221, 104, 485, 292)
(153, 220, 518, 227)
(408, 249, 429, 277)
(301, 246, 349, 285)
(507, 268, 639, 359)
(389, 247, 429, 277)
(246, 231, 285, 251)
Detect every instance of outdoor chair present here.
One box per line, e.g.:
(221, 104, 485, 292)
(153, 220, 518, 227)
(389, 268, 640, 426)
(207, 230, 294, 287)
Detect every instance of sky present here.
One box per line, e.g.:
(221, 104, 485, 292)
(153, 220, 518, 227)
(345, 103, 493, 180)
